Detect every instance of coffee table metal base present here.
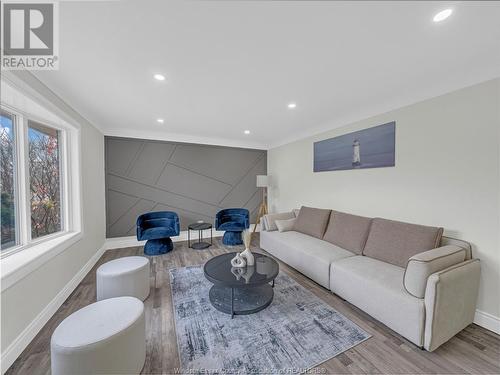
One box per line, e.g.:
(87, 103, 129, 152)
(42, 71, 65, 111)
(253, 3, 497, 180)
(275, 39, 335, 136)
(209, 284, 274, 318)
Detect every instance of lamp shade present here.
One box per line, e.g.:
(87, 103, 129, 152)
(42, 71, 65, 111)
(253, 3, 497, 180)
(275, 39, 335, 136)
(256, 175, 269, 187)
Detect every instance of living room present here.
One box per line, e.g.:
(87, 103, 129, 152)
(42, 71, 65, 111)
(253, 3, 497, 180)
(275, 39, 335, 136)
(1, 1, 499, 374)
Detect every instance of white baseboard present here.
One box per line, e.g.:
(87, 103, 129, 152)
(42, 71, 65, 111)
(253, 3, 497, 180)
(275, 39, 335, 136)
(0, 244, 106, 374)
(474, 309, 500, 334)
(103, 236, 146, 250)
(104, 224, 259, 250)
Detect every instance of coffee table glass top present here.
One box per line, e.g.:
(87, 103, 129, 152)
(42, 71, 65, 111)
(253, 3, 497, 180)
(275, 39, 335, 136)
(204, 252, 279, 288)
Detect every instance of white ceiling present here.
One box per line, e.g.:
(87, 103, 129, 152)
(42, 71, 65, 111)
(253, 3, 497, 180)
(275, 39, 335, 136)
(34, 1, 500, 150)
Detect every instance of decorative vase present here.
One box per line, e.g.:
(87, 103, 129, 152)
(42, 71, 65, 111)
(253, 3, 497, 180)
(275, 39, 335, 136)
(230, 253, 246, 268)
(240, 248, 255, 266)
(240, 229, 254, 266)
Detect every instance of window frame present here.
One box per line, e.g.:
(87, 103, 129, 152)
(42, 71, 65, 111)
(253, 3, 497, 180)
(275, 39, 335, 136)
(0, 102, 79, 258)
(0, 109, 20, 250)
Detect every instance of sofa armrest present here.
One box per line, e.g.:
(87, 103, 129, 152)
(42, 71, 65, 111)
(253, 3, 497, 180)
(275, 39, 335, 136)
(404, 245, 467, 298)
(440, 236, 472, 259)
(261, 211, 295, 232)
(423, 259, 480, 351)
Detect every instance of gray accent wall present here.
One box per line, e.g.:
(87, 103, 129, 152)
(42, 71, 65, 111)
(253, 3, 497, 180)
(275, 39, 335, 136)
(105, 137, 267, 238)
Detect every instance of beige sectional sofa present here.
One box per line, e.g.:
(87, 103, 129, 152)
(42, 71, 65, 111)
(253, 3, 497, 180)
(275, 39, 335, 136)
(260, 206, 480, 351)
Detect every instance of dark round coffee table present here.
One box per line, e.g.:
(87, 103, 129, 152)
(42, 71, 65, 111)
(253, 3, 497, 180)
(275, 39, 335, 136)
(203, 252, 279, 318)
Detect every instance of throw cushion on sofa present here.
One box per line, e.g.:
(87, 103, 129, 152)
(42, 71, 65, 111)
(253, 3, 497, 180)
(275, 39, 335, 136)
(263, 212, 296, 231)
(323, 211, 372, 254)
(275, 218, 296, 232)
(363, 218, 444, 268)
(293, 206, 332, 239)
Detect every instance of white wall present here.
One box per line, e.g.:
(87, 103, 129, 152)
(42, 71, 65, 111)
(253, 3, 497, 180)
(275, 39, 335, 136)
(0, 72, 106, 371)
(268, 79, 500, 329)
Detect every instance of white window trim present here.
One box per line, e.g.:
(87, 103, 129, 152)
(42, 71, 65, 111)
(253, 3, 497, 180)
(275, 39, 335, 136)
(0, 76, 83, 289)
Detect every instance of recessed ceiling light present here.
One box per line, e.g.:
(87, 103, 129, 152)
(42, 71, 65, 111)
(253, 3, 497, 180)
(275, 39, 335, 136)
(288, 103, 297, 109)
(157, 118, 164, 124)
(244, 130, 250, 135)
(154, 74, 166, 81)
(433, 9, 452, 22)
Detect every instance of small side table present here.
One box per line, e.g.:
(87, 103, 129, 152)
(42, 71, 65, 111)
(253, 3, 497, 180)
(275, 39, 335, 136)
(188, 222, 213, 250)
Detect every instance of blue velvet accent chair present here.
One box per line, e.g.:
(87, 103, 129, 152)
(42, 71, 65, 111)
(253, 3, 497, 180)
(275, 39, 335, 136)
(137, 211, 180, 255)
(215, 208, 250, 246)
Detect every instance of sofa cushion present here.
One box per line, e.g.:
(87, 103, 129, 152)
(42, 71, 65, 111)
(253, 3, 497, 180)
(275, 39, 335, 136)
(293, 206, 332, 239)
(260, 230, 354, 288)
(330, 256, 425, 346)
(262, 212, 296, 231)
(275, 218, 296, 232)
(363, 218, 444, 268)
(323, 211, 372, 254)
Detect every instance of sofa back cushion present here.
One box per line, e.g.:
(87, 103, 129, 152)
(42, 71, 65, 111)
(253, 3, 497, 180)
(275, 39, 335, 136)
(363, 218, 443, 268)
(293, 206, 332, 239)
(322, 211, 372, 254)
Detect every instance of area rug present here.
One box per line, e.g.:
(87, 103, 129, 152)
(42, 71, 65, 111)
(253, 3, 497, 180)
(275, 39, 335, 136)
(169, 265, 370, 374)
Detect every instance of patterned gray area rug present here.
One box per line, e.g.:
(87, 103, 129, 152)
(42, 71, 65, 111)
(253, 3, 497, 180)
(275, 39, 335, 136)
(169, 266, 370, 374)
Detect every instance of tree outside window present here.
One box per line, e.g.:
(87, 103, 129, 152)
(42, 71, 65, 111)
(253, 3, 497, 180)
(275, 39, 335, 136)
(28, 121, 62, 239)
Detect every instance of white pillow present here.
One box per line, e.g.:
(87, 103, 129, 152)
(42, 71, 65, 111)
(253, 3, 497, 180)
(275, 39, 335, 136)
(263, 212, 295, 231)
(275, 218, 296, 232)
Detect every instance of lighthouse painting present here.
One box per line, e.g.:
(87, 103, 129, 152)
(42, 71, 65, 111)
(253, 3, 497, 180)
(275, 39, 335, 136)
(352, 139, 361, 167)
(314, 121, 395, 172)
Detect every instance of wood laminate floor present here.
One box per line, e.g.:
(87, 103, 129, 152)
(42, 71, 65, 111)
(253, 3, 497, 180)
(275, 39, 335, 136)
(6, 234, 500, 374)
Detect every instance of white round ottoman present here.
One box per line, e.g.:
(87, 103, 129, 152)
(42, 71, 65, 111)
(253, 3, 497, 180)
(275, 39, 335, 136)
(97, 256, 150, 301)
(51, 296, 145, 375)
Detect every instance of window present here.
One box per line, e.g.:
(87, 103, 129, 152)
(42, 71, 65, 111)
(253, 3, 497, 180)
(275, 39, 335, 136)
(1, 111, 17, 250)
(0, 105, 74, 255)
(28, 121, 62, 239)
(0, 79, 81, 262)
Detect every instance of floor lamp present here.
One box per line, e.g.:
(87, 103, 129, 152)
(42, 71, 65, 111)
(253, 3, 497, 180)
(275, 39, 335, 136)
(253, 175, 269, 233)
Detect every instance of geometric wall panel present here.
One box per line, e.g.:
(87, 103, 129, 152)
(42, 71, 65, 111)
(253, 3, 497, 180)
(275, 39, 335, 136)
(156, 164, 232, 205)
(105, 137, 267, 238)
(106, 190, 139, 225)
(106, 138, 143, 176)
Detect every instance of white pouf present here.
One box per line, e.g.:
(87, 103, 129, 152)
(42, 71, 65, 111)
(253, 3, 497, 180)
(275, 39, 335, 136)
(96, 256, 150, 301)
(51, 296, 145, 375)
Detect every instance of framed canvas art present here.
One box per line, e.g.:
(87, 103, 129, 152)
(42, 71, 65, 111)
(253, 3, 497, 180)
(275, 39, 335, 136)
(313, 121, 395, 172)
